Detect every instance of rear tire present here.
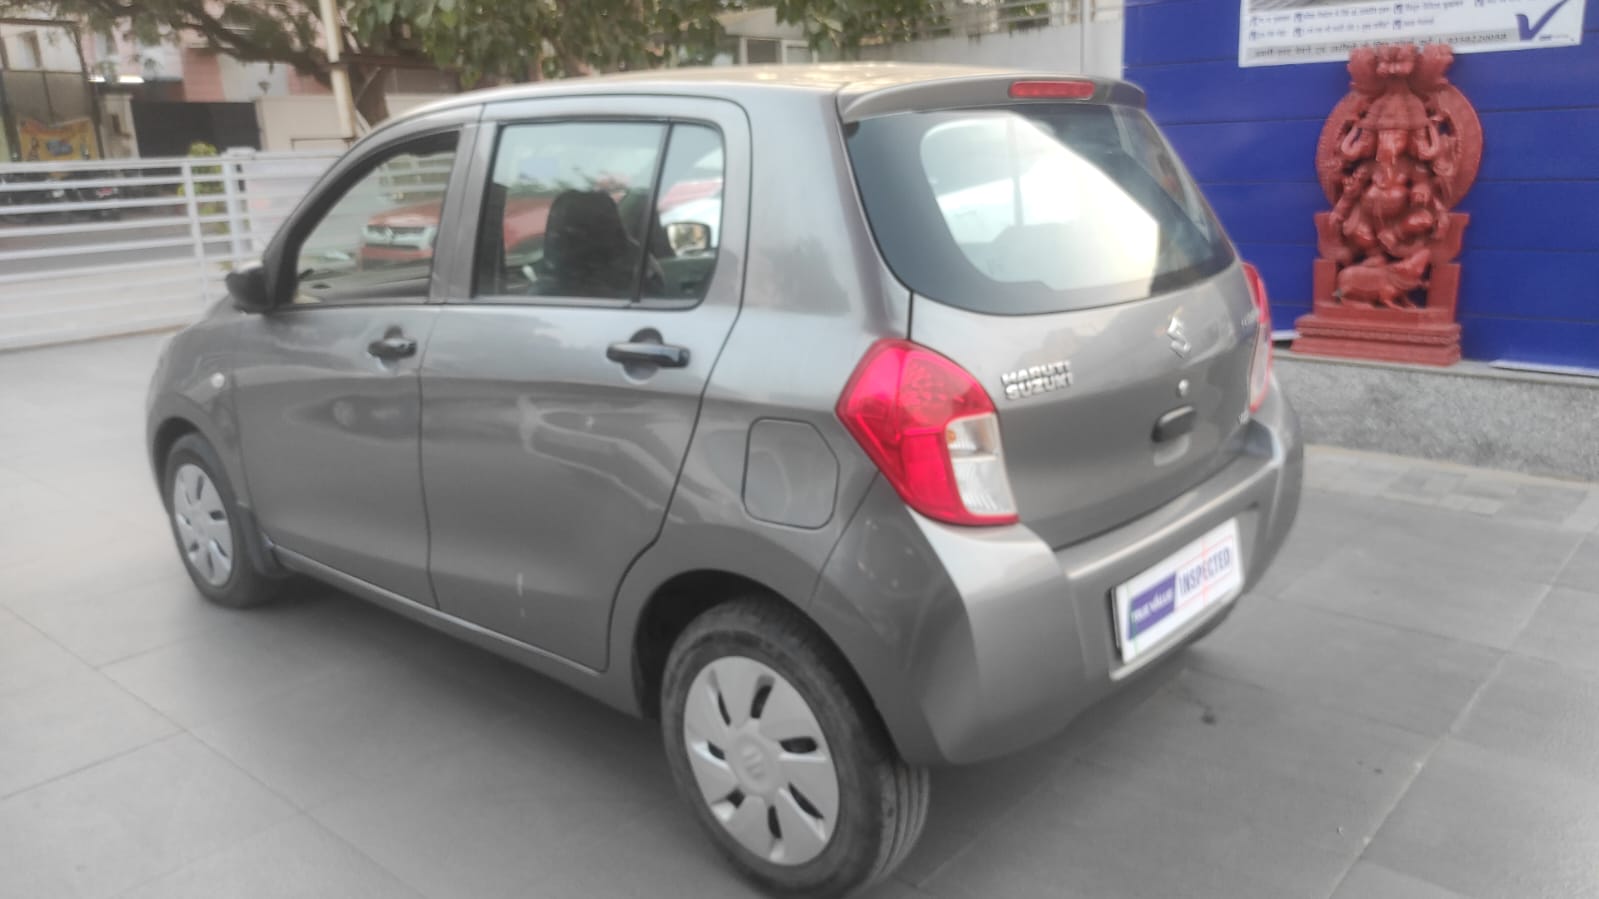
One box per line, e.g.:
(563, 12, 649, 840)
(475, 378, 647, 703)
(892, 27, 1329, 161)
(662, 598, 930, 898)
(162, 433, 281, 609)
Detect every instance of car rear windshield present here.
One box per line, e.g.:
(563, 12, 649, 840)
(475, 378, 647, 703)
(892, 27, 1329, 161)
(846, 102, 1234, 315)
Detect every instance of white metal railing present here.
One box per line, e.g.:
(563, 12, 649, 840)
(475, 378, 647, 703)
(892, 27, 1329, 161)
(0, 150, 341, 351)
(921, 0, 1085, 39)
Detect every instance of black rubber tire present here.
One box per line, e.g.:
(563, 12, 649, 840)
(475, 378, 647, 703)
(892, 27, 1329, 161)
(161, 433, 282, 609)
(661, 598, 931, 898)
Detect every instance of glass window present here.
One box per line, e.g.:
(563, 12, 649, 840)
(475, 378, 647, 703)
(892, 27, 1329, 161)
(847, 103, 1232, 315)
(292, 133, 458, 306)
(475, 121, 666, 301)
(646, 124, 724, 303)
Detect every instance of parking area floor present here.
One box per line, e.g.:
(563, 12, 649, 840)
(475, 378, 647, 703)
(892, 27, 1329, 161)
(3, 332, 1599, 899)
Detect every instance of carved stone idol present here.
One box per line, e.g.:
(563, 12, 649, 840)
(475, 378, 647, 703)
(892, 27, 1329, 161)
(1293, 43, 1483, 366)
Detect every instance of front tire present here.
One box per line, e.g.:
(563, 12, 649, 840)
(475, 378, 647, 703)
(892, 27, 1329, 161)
(662, 599, 930, 898)
(162, 433, 281, 609)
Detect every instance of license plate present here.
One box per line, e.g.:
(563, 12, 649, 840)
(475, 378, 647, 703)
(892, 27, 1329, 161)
(1112, 519, 1243, 663)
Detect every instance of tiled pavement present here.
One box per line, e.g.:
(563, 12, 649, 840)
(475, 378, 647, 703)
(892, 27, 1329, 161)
(2, 332, 1598, 899)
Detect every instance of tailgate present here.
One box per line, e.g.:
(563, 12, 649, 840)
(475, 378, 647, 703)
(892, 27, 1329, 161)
(910, 269, 1255, 548)
(844, 82, 1259, 546)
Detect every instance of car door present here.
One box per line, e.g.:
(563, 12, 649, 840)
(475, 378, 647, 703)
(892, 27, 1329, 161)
(232, 112, 477, 603)
(419, 96, 748, 669)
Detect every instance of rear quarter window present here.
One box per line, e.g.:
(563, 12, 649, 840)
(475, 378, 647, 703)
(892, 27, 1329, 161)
(846, 102, 1234, 315)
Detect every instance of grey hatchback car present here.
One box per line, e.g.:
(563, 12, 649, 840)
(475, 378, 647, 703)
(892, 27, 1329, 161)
(148, 64, 1302, 897)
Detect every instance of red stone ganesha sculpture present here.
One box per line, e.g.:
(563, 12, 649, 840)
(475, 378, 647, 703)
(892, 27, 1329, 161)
(1293, 43, 1484, 366)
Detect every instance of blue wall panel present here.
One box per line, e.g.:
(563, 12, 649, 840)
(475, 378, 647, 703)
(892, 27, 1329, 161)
(1476, 109, 1599, 181)
(1457, 251, 1599, 321)
(1127, 0, 1599, 365)
(1164, 119, 1324, 183)
(1460, 318, 1599, 366)
(1460, 184, 1599, 252)
(1233, 240, 1319, 309)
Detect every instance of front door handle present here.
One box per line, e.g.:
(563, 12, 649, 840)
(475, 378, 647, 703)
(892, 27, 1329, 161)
(367, 334, 418, 360)
(607, 340, 690, 369)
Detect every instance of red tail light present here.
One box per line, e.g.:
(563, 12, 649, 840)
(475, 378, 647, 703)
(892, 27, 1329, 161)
(1009, 80, 1096, 100)
(1242, 262, 1273, 414)
(837, 340, 1019, 526)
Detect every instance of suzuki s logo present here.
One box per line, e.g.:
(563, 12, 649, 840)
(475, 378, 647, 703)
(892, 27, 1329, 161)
(1166, 314, 1192, 358)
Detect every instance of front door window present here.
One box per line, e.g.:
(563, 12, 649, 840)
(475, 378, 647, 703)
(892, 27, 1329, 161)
(293, 133, 458, 306)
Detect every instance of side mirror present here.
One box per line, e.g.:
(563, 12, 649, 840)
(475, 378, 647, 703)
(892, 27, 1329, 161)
(665, 221, 713, 255)
(226, 263, 273, 314)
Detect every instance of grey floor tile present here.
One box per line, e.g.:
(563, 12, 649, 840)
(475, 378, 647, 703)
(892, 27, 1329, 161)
(115, 816, 425, 899)
(924, 757, 1353, 899)
(1557, 533, 1599, 591)
(901, 650, 1184, 887)
(860, 881, 938, 899)
(1080, 670, 1432, 858)
(0, 669, 176, 798)
(1455, 653, 1599, 786)
(926, 670, 1430, 899)
(314, 712, 761, 899)
(0, 616, 91, 698)
(102, 599, 392, 730)
(1365, 738, 1599, 899)
(0, 463, 39, 495)
(1190, 598, 1501, 735)
(0, 733, 295, 899)
(2, 526, 183, 613)
(193, 652, 525, 810)
(1512, 585, 1599, 673)
(1284, 543, 1550, 649)
(0, 482, 84, 569)
(1253, 489, 1369, 597)
(1329, 861, 1469, 899)
(12, 574, 241, 667)
(898, 732, 1076, 887)
(1364, 501, 1582, 582)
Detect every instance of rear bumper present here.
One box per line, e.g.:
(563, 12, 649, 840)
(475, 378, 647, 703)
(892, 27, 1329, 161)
(809, 378, 1303, 766)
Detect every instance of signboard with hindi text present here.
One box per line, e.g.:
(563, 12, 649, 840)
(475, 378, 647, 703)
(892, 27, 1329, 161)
(1239, 0, 1586, 66)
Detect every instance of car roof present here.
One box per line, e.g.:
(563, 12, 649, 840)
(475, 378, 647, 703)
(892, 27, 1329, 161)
(394, 63, 1141, 125)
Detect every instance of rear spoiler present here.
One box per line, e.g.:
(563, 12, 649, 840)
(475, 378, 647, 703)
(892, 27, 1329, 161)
(837, 74, 1146, 124)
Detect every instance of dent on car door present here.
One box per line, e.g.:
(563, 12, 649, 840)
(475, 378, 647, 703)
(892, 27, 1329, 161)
(232, 127, 467, 602)
(420, 103, 746, 669)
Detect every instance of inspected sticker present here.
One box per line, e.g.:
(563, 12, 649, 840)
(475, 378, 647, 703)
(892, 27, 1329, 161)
(1113, 519, 1243, 663)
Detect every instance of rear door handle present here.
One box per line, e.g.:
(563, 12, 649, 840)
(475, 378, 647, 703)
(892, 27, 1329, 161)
(1152, 405, 1197, 443)
(367, 334, 418, 360)
(606, 341, 690, 369)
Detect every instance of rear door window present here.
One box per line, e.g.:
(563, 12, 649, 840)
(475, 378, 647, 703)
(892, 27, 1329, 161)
(846, 103, 1233, 315)
(475, 121, 665, 301)
(472, 120, 726, 306)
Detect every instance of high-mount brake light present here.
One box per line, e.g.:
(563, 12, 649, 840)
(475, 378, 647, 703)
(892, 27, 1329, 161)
(1008, 80, 1096, 100)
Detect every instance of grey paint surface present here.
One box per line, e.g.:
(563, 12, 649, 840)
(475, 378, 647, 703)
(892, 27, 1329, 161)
(144, 65, 1299, 767)
(10, 334, 1599, 897)
(909, 267, 1259, 550)
(232, 306, 441, 602)
(744, 419, 839, 528)
(416, 96, 750, 670)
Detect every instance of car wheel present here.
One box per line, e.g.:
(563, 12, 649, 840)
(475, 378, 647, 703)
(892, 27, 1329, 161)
(162, 433, 281, 609)
(662, 598, 930, 898)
